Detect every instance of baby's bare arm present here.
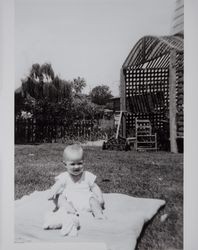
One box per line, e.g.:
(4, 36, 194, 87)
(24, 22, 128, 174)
(48, 180, 64, 200)
(91, 183, 105, 207)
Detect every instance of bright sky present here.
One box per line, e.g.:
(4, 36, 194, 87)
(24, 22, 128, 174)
(15, 0, 176, 96)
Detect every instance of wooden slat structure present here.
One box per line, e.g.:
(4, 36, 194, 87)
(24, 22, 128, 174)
(170, 0, 184, 35)
(15, 118, 102, 144)
(135, 119, 157, 151)
(120, 34, 184, 152)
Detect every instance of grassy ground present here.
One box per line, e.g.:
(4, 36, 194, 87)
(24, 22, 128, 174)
(15, 143, 183, 250)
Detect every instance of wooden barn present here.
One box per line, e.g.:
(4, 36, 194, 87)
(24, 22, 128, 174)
(120, 33, 184, 152)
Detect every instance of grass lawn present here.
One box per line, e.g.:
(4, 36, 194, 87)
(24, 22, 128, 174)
(15, 143, 183, 250)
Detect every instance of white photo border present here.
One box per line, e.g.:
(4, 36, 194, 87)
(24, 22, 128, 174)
(0, 0, 198, 249)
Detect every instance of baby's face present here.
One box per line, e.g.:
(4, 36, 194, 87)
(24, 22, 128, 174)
(63, 150, 84, 176)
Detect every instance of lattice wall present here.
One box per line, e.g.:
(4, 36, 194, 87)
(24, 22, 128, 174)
(121, 35, 184, 151)
(124, 67, 169, 136)
(176, 51, 184, 137)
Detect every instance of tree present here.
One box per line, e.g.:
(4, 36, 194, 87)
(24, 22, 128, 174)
(90, 85, 113, 105)
(15, 87, 25, 117)
(71, 77, 86, 94)
(20, 63, 72, 103)
(40, 63, 55, 82)
(53, 77, 73, 102)
(71, 95, 104, 120)
(29, 63, 41, 82)
(16, 63, 106, 127)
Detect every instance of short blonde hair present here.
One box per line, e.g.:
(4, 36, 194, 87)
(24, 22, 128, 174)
(63, 144, 84, 162)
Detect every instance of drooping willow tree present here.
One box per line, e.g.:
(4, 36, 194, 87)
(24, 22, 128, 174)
(15, 63, 103, 121)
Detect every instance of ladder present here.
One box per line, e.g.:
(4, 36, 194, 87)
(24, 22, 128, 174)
(115, 111, 123, 139)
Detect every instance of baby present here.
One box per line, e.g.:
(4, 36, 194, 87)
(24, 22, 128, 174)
(48, 144, 105, 219)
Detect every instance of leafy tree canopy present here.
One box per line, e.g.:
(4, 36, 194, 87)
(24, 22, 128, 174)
(71, 77, 86, 95)
(20, 63, 72, 103)
(90, 85, 113, 105)
(40, 63, 55, 82)
(15, 63, 105, 122)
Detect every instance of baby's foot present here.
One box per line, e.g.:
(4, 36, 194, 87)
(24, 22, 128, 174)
(93, 212, 107, 220)
(53, 207, 58, 212)
(60, 222, 73, 236)
(69, 226, 78, 237)
(43, 223, 49, 230)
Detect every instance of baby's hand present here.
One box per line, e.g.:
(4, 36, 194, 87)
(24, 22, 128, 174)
(101, 202, 105, 210)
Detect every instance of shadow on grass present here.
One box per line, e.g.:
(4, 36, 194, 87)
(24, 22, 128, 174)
(135, 204, 166, 250)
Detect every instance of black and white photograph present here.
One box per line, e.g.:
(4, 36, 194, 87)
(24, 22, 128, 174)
(13, 0, 184, 249)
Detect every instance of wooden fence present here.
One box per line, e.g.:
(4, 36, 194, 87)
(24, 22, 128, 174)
(15, 118, 105, 144)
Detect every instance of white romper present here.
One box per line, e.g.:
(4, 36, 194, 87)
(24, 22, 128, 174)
(55, 171, 97, 212)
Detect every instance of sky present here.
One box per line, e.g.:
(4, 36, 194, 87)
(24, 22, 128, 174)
(15, 0, 176, 96)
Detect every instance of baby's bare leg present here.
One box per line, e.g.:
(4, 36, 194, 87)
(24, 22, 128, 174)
(57, 194, 77, 214)
(89, 197, 105, 219)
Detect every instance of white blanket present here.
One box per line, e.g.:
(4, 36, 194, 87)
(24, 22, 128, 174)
(15, 190, 165, 250)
